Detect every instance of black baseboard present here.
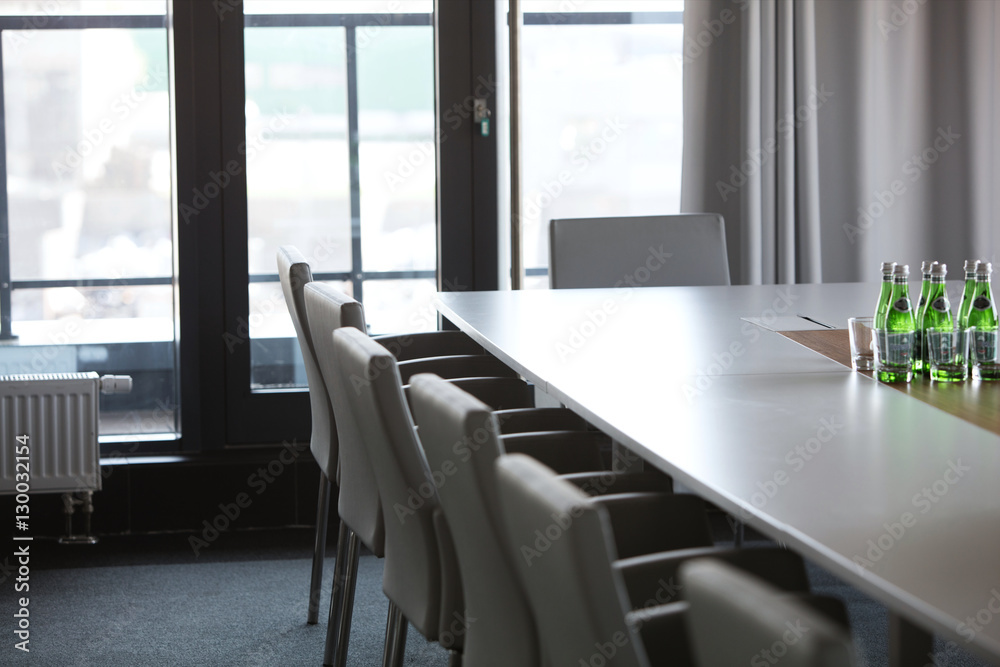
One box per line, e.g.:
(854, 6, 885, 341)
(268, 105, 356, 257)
(2, 447, 328, 541)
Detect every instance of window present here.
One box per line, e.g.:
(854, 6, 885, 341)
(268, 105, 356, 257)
(0, 1, 176, 437)
(241, 1, 437, 389)
(511, 0, 685, 288)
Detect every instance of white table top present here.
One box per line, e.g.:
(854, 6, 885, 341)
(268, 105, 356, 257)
(435, 283, 1000, 663)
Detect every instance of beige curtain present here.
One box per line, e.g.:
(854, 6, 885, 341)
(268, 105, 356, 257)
(682, 0, 1000, 284)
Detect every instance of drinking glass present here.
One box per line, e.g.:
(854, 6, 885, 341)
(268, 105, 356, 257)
(926, 326, 969, 383)
(873, 329, 914, 383)
(971, 326, 1000, 381)
(847, 317, 874, 371)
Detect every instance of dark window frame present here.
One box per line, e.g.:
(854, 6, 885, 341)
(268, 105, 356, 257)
(0, 2, 682, 453)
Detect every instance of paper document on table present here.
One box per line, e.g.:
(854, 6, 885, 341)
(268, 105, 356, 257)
(741, 315, 835, 332)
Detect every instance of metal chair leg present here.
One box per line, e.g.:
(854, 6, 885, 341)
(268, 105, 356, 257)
(308, 473, 332, 625)
(381, 603, 399, 667)
(324, 525, 359, 667)
(381, 602, 408, 667)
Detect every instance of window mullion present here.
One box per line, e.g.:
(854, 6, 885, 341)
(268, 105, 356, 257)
(0, 31, 12, 342)
(345, 25, 363, 302)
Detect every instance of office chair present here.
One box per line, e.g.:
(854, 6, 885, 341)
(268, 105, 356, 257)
(548, 213, 730, 289)
(408, 374, 678, 667)
(302, 281, 602, 666)
(279, 243, 574, 632)
(277, 246, 339, 625)
(494, 454, 824, 667)
(682, 558, 856, 666)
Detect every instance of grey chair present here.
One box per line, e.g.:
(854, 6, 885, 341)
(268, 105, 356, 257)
(276, 246, 338, 625)
(408, 373, 675, 667)
(303, 282, 379, 667)
(494, 454, 823, 667)
(302, 281, 593, 666)
(331, 326, 465, 666)
(280, 244, 564, 654)
(548, 213, 730, 288)
(495, 453, 663, 667)
(681, 558, 856, 666)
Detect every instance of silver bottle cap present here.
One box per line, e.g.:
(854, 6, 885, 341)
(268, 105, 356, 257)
(921, 261, 934, 275)
(881, 262, 896, 275)
(976, 262, 993, 277)
(965, 259, 980, 273)
(893, 264, 909, 278)
(930, 263, 947, 277)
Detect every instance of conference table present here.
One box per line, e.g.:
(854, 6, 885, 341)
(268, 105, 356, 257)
(434, 282, 1000, 667)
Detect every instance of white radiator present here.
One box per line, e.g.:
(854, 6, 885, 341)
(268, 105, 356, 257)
(0, 372, 131, 495)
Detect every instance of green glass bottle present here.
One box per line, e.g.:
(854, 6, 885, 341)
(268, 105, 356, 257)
(958, 259, 981, 328)
(873, 261, 896, 329)
(969, 263, 1000, 380)
(913, 260, 936, 375)
(878, 264, 915, 383)
(921, 264, 957, 381)
(968, 261, 998, 331)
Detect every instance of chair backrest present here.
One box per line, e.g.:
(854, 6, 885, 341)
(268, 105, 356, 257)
(302, 282, 385, 557)
(331, 327, 449, 640)
(277, 246, 335, 476)
(494, 453, 647, 667)
(408, 374, 542, 667)
(681, 559, 856, 667)
(548, 214, 730, 288)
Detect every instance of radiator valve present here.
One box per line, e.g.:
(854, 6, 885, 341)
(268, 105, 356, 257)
(99, 375, 133, 394)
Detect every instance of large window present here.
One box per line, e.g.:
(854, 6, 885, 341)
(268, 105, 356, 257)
(0, 1, 175, 436)
(0, 0, 686, 451)
(241, 1, 437, 389)
(513, 0, 685, 288)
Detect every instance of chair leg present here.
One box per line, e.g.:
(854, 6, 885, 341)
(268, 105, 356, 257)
(381, 602, 408, 667)
(308, 473, 332, 624)
(448, 650, 462, 667)
(324, 524, 359, 667)
(381, 603, 399, 667)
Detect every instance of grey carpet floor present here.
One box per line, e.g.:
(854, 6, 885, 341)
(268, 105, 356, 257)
(5, 530, 449, 666)
(4, 528, 996, 666)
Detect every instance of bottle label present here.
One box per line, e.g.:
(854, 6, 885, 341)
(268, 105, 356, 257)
(892, 298, 911, 313)
(973, 330, 998, 363)
(974, 297, 992, 311)
(931, 297, 949, 313)
(877, 331, 914, 366)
